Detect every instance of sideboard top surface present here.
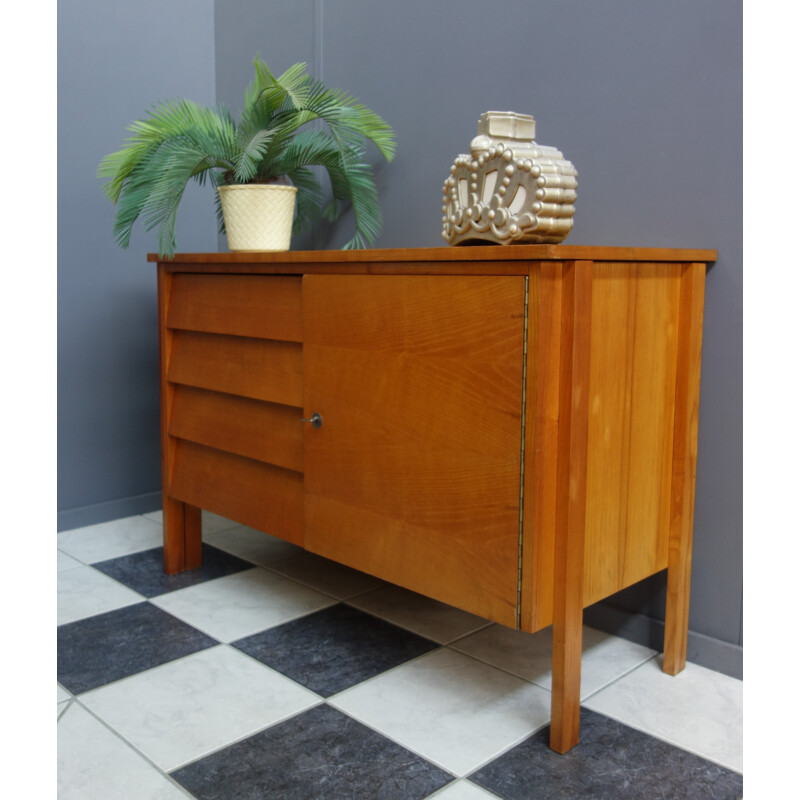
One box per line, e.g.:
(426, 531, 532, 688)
(149, 245, 717, 272)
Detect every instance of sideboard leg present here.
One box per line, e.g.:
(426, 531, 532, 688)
(551, 608, 584, 753)
(549, 260, 592, 754)
(663, 263, 705, 676)
(162, 494, 202, 574)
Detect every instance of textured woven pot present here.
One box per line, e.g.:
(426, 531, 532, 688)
(218, 184, 297, 251)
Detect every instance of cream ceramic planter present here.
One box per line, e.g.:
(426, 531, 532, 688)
(218, 183, 297, 251)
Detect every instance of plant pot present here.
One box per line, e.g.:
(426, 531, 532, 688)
(217, 184, 297, 251)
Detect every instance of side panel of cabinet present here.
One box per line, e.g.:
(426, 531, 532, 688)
(520, 261, 690, 631)
(303, 275, 526, 627)
(582, 263, 682, 605)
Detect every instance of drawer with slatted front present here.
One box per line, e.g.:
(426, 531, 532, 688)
(163, 274, 304, 545)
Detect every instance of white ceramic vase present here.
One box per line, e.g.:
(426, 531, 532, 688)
(442, 111, 577, 246)
(218, 184, 297, 251)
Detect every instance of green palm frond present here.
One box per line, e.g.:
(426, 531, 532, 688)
(99, 99, 239, 254)
(234, 128, 275, 182)
(274, 129, 384, 250)
(301, 82, 396, 162)
(284, 165, 324, 235)
(253, 60, 311, 112)
(99, 56, 395, 257)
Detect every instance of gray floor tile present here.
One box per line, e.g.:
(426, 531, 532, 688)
(171, 703, 454, 799)
(470, 708, 744, 800)
(58, 602, 218, 694)
(93, 543, 254, 597)
(233, 603, 439, 697)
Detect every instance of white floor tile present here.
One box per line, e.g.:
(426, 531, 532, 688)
(58, 566, 144, 626)
(429, 780, 502, 799)
(151, 567, 336, 642)
(58, 700, 70, 719)
(58, 703, 187, 799)
(57, 515, 163, 564)
(57, 550, 83, 571)
(452, 624, 656, 698)
(80, 645, 320, 772)
(202, 510, 242, 533)
(348, 585, 492, 644)
(267, 551, 385, 600)
(330, 647, 551, 777)
(585, 657, 743, 773)
(58, 683, 71, 703)
(204, 524, 302, 566)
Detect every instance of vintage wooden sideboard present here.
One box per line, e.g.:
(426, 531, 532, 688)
(149, 245, 714, 753)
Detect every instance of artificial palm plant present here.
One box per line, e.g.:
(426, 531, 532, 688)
(98, 57, 396, 257)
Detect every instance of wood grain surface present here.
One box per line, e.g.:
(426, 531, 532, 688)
(663, 263, 706, 675)
(550, 261, 593, 754)
(150, 244, 717, 265)
(167, 274, 303, 341)
(158, 268, 202, 573)
(154, 248, 712, 754)
(521, 262, 563, 633)
(582, 263, 681, 605)
(169, 440, 304, 546)
(302, 274, 526, 626)
(169, 385, 303, 473)
(168, 331, 303, 407)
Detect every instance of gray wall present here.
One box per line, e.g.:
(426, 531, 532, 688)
(58, 0, 218, 529)
(215, 0, 742, 676)
(58, 0, 742, 676)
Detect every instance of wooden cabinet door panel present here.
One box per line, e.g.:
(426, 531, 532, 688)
(303, 275, 526, 626)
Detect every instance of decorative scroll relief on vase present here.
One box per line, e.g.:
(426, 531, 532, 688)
(441, 111, 577, 246)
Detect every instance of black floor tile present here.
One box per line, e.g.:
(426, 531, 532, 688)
(470, 707, 743, 800)
(57, 602, 218, 694)
(232, 603, 439, 697)
(171, 703, 453, 799)
(92, 544, 254, 597)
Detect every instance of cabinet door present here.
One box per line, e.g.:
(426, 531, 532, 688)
(303, 275, 526, 626)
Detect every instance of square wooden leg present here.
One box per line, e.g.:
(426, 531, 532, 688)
(550, 611, 584, 753)
(664, 551, 691, 675)
(549, 260, 592, 754)
(663, 263, 705, 676)
(162, 494, 202, 574)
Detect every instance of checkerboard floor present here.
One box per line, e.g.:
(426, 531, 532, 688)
(58, 511, 743, 799)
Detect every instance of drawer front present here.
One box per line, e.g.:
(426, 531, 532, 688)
(164, 274, 304, 544)
(169, 385, 303, 473)
(167, 274, 302, 341)
(168, 330, 302, 407)
(170, 439, 303, 546)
